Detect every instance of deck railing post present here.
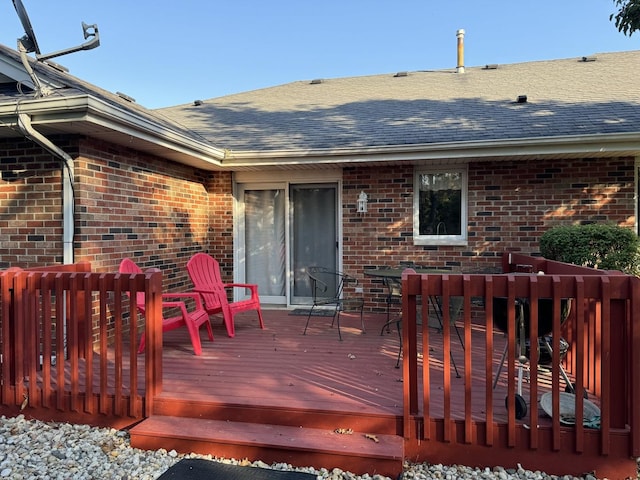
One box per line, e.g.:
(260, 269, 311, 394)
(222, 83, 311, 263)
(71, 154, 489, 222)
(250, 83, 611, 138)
(11, 270, 26, 408)
(144, 270, 164, 407)
(402, 273, 420, 439)
(608, 297, 627, 429)
(75, 262, 91, 358)
(1, 269, 17, 393)
(630, 276, 640, 457)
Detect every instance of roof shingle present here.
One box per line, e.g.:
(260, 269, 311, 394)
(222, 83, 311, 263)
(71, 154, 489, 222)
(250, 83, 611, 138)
(158, 51, 640, 153)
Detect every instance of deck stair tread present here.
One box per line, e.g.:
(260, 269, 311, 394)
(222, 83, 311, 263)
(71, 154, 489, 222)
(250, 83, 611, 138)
(130, 415, 403, 460)
(151, 396, 401, 434)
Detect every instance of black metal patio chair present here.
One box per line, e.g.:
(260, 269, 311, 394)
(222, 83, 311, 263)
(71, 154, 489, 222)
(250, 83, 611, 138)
(380, 273, 403, 335)
(303, 266, 365, 341)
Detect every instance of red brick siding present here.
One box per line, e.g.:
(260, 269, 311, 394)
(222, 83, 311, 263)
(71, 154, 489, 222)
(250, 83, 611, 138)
(0, 135, 238, 286)
(0, 137, 72, 268)
(2, 132, 636, 304)
(342, 158, 636, 310)
(468, 158, 635, 255)
(205, 171, 235, 281)
(74, 137, 220, 289)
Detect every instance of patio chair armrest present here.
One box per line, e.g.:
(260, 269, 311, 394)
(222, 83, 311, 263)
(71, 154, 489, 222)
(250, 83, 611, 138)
(160, 301, 188, 317)
(161, 292, 205, 310)
(224, 283, 260, 297)
(162, 292, 201, 301)
(161, 301, 184, 309)
(308, 277, 328, 292)
(341, 274, 358, 285)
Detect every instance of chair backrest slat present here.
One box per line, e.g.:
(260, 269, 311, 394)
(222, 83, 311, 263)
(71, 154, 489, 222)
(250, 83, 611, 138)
(187, 253, 228, 311)
(119, 258, 146, 312)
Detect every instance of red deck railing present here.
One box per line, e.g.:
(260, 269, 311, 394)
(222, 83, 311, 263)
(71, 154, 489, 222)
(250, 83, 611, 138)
(0, 255, 638, 476)
(401, 253, 640, 477)
(0, 263, 163, 428)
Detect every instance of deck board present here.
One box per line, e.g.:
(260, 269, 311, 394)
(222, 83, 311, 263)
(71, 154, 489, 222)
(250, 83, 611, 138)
(27, 307, 569, 427)
(157, 310, 406, 414)
(155, 308, 574, 428)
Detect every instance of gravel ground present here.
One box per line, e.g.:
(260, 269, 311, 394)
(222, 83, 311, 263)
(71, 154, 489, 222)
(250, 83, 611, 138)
(0, 415, 636, 480)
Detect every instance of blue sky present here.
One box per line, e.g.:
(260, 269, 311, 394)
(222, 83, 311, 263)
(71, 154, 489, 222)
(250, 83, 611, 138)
(0, 1, 637, 109)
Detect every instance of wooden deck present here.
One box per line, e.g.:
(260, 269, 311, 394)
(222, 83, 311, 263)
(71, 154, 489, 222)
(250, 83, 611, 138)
(157, 309, 408, 414)
(130, 306, 562, 477)
(152, 307, 561, 422)
(4, 261, 637, 479)
(131, 308, 410, 477)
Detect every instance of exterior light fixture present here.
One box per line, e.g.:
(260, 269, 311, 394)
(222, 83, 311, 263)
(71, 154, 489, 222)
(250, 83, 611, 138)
(357, 191, 368, 213)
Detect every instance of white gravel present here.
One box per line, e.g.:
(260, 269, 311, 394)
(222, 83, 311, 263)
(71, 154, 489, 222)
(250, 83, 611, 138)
(0, 415, 632, 479)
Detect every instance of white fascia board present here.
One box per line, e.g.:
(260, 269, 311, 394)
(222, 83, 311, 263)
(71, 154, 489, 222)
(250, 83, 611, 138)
(0, 95, 226, 166)
(221, 132, 640, 167)
(82, 96, 227, 161)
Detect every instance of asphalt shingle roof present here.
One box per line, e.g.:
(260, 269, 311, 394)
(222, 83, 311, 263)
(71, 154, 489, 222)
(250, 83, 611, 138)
(158, 51, 640, 153)
(3, 44, 639, 161)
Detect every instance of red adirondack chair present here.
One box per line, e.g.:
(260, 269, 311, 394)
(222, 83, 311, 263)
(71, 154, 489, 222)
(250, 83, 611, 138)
(119, 258, 214, 355)
(186, 253, 264, 338)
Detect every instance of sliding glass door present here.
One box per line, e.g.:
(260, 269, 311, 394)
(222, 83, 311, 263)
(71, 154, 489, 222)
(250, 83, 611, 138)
(238, 182, 338, 306)
(290, 184, 337, 304)
(244, 189, 287, 300)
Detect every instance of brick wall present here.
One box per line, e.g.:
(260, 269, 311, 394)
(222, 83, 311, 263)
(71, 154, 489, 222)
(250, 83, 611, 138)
(205, 171, 235, 281)
(342, 158, 636, 311)
(1, 135, 236, 288)
(2, 132, 636, 310)
(0, 136, 73, 268)
(1, 134, 236, 344)
(74, 137, 234, 289)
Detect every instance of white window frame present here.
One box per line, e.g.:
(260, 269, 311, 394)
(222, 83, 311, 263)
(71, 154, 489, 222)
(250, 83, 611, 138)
(413, 166, 468, 246)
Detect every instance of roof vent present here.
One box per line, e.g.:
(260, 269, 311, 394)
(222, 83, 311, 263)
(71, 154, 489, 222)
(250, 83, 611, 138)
(43, 60, 69, 73)
(580, 56, 597, 62)
(516, 95, 528, 104)
(116, 92, 136, 103)
(310, 79, 324, 85)
(193, 100, 203, 106)
(394, 71, 408, 77)
(483, 64, 498, 70)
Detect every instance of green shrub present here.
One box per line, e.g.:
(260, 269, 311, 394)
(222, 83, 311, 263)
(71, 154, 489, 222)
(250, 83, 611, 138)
(539, 224, 640, 276)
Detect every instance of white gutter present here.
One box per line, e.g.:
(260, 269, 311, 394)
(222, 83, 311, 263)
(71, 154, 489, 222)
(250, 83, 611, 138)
(17, 113, 74, 264)
(0, 95, 227, 166)
(219, 132, 640, 167)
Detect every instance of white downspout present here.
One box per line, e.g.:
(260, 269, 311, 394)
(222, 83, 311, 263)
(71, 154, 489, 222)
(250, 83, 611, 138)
(17, 113, 74, 264)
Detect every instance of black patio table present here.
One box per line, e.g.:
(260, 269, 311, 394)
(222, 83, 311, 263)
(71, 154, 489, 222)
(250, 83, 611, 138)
(364, 268, 464, 374)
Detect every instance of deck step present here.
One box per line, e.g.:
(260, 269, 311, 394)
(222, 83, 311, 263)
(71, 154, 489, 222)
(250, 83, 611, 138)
(152, 396, 401, 435)
(130, 415, 403, 478)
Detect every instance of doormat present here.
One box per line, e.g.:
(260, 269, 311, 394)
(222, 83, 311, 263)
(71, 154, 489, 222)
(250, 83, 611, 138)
(157, 459, 317, 479)
(289, 308, 335, 317)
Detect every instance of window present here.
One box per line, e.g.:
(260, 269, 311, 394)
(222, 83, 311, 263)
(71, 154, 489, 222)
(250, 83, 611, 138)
(413, 168, 467, 245)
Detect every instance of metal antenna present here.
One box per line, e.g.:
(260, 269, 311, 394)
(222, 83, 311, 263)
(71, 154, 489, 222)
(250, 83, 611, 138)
(12, 0, 100, 62)
(12, 0, 40, 54)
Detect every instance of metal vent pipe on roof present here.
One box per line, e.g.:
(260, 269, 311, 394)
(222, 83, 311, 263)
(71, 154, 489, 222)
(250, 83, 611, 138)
(456, 29, 465, 73)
